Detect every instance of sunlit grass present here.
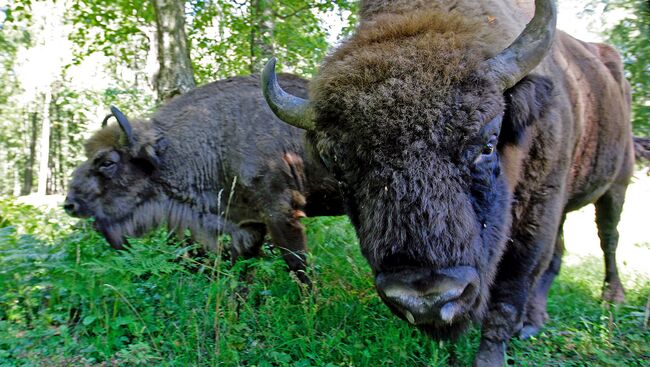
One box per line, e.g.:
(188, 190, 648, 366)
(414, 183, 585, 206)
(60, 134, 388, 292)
(0, 174, 649, 366)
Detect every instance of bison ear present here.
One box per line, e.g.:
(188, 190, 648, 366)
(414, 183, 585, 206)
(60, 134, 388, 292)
(131, 145, 160, 175)
(499, 75, 554, 147)
(132, 138, 169, 174)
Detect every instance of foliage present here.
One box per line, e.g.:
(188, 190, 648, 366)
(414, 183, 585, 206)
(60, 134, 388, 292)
(68, 0, 155, 64)
(66, 0, 157, 115)
(0, 0, 357, 196)
(68, 0, 357, 85)
(188, 0, 358, 81)
(586, 0, 650, 136)
(0, 2, 31, 195)
(0, 198, 648, 366)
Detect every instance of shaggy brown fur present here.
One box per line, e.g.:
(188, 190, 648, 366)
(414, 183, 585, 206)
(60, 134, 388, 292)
(292, 0, 634, 365)
(65, 74, 343, 284)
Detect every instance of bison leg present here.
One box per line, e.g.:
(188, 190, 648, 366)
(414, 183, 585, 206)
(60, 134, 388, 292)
(595, 183, 627, 303)
(475, 198, 563, 366)
(262, 186, 310, 286)
(266, 216, 310, 286)
(231, 222, 267, 261)
(230, 222, 267, 299)
(519, 216, 565, 339)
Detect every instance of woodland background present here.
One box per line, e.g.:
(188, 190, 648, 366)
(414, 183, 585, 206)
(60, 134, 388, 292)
(0, 0, 649, 366)
(0, 0, 358, 196)
(0, 0, 649, 197)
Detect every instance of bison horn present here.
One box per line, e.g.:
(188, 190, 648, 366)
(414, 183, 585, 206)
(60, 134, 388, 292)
(261, 58, 315, 131)
(101, 113, 114, 128)
(110, 105, 136, 147)
(487, 0, 557, 90)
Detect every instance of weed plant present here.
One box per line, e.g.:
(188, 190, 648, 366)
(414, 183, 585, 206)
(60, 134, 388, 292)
(0, 198, 648, 366)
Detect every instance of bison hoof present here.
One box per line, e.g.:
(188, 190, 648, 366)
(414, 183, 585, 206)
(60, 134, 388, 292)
(518, 306, 548, 339)
(518, 324, 542, 339)
(473, 340, 506, 367)
(292, 270, 313, 290)
(602, 282, 625, 304)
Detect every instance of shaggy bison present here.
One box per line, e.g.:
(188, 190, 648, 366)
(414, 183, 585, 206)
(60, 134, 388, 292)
(262, 0, 635, 364)
(64, 74, 342, 284)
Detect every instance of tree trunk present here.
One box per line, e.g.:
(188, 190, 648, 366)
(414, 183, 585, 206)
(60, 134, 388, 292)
(21, 112, 38, 195)
(59, 108, 70, 193)
(249, 0, 275, 74)
(36, 91, 51, 196)
(153, 0, 196, 103)
(51, 118, 61, 194)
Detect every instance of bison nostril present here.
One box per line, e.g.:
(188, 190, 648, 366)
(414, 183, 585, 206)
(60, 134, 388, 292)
(376, 266, 480, 324)
(440, 302, 461, 323)
(63, 200, 78, 214)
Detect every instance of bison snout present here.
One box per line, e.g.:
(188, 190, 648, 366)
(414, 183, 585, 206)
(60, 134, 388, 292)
(63, 196, 86, 217)
(63, 197, 78, 214)
(375, 266, 479, 325)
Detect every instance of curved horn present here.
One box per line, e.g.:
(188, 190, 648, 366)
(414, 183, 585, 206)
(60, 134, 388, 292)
(261, 58, 315, 131)
(101, 113, 114, 128)
(110, 105, 135, 146)
(487, 0, 557, 89)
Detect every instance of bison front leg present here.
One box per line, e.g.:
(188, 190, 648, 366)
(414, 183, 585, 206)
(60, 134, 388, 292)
(264, 190, 311, 286)
(475, 199, 563, 367)
(266, 217, 310, 286)
(476, 248, 552, 366)
(231, 222, 267, 262)
(519, 215, 565, 339)
(595, 183, 627, 303)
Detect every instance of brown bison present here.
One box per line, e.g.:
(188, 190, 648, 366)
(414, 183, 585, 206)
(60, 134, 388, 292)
(64, 74, 342, 284)
(262, 0, 635, 364)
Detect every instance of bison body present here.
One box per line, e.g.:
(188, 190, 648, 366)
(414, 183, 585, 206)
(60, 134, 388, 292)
(64, 74, 343, 283)
(262, 0, 633, 364)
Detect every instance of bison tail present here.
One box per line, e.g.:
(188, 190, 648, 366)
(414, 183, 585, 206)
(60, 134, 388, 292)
(633, 136, 650, 162)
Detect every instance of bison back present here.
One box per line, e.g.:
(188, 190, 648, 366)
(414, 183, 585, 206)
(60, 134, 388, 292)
(151, 74, 309, 206)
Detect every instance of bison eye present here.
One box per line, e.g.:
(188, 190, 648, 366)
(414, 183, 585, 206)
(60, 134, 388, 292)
(99, 161, 116, 169)
(481, 135, 498, 156)
(482, 143, 495, 156)
(473, 136, 498, 165)
(98, 160, 118, 176)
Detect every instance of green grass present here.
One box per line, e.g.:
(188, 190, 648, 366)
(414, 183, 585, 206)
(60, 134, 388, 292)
(0, 197, 648, 366)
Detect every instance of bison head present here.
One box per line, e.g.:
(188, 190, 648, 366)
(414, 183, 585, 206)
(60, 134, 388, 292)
(64, 107, 164, 249)
(263, 1, 556, 338)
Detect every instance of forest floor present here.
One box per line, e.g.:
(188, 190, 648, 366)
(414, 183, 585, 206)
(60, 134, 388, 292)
(0, 170, 648, 366)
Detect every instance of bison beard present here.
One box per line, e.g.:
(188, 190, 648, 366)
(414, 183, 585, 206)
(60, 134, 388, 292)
(92, 198, 245, 252)
(262, 0, 635, 365)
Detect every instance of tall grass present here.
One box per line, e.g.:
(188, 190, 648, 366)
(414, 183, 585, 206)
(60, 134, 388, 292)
(0, 198, 648, 366)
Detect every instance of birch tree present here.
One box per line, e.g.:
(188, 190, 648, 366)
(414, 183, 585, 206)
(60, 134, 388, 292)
(153, 0, 196, 102)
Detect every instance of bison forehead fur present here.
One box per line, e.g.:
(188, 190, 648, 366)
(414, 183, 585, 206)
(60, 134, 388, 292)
(311, 11, 512, 170)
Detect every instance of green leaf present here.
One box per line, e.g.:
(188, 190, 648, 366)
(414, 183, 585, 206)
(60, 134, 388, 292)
(82, 315, 98, 326)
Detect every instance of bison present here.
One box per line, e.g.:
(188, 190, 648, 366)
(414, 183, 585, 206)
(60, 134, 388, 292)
(262, 0, 636, 364)
(64, 74, 343, 284)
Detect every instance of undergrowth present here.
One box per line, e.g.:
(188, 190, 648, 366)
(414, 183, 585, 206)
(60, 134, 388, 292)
(0, 197, 648, 366)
